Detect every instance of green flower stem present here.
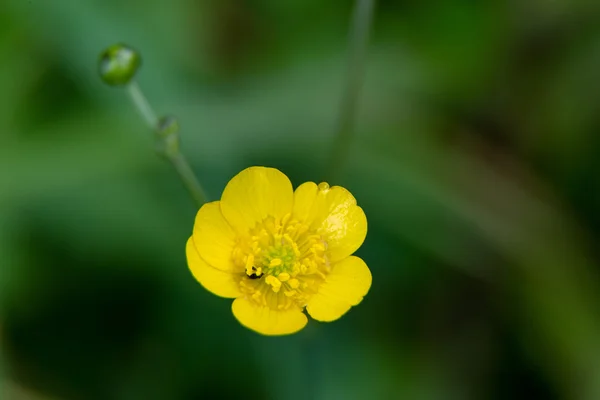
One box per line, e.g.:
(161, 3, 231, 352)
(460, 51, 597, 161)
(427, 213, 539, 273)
(169, 152, 208, 207)
(328, 0, 376, 181)
(125, 80, 208, 208)
(126, 81, 158, 129)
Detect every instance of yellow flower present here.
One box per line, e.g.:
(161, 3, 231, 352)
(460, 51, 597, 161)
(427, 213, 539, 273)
(186, 166, 371, 335)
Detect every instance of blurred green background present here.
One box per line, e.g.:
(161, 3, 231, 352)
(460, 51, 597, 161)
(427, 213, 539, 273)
(3, 0, 600, 399)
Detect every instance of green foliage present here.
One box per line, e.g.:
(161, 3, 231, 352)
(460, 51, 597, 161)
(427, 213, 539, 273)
(2, 0, 600, 399)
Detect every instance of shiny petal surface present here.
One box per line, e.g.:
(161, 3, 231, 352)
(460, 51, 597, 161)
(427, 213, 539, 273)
(221, 167, 294, 233)
(293, 183, 367, 263)
(186, 238, 242, 298)
(306, 256, 372, 322)
(232, 297, 308, 335)
(292, 182, 319, 223)
(192, 201, 238, 272)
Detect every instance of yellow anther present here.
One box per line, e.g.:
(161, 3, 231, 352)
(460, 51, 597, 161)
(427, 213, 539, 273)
(269, 258, 282, 267)
(318, 182, 330, 191)
(313, 256, 326, 264)
(235, 211, 340, 308)
(314, 242, 326, 252)
(278, 272, 290, 282)
(265, 275, 282, 293)
(245, 254, 255, 275)
(288, 279, 300, 289)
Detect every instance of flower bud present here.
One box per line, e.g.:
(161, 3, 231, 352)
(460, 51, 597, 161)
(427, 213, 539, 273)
(98, 43, 141, 86)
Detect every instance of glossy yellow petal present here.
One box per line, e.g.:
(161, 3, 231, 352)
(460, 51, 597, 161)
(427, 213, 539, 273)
(292, 182, 319, 223)
(232, 297, 308, 335)
(220, 166, 294, 233)
(192, 201, 238, 272)
(306, 256, 372, 322)
(293, 183, 367, 263)
(186, 238, 242, 298)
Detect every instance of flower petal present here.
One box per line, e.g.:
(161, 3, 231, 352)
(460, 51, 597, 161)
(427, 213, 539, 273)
(293, 183, 367, 263)
(232, 297, 308, 335)
(220, 167, 294, 233)
(192, 201, 238, 272)
(186, 237, 242, 298)
(306, 256, 372, 322)
(292, 182, 319, 222)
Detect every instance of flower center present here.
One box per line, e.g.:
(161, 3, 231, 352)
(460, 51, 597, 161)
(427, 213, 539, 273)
(232, 213, 329, 310)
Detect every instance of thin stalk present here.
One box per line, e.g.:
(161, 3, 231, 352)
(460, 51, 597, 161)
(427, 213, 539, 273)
(126, 81, 158, 129)
(168, 152, 208, 207)
(125, 81, 208, 208)
(327, 0, 376, 181)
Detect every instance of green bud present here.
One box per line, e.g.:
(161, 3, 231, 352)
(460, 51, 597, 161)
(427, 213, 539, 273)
(98, 43, 141, 86)
(155, 116, 180, 157)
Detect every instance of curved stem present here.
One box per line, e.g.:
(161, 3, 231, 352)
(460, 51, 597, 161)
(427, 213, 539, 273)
(125, 81, 208, 208)
(327, 0, 376, 181)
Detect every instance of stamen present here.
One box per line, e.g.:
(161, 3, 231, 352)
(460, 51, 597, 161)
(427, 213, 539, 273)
(269, 258, 282, 267)
(278, 272, 290, 282)
(234, 215, 331, 308)
(245, 254, 255, 275)
(313, 242, 326, 252)
(265, 275, 282, 293)
(288, 279, 300, 289)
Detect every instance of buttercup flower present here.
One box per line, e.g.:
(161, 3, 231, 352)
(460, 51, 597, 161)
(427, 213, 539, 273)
(186, 166, 371, 335)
